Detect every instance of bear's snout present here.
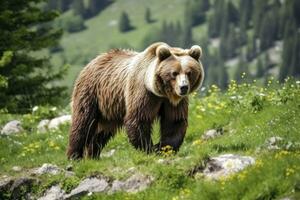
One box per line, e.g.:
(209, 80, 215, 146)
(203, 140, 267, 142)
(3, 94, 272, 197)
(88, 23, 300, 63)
(180, 85, 189, 95)
(176, 74, 190, 96)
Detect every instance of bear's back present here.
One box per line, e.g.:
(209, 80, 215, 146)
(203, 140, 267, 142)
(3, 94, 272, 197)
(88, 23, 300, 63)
(74, 49, 138, 121)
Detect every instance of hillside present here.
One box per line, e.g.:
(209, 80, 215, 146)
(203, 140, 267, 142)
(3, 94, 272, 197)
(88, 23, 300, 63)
(1, 80, 299, 199)
(48, 0, 300, 93)
(50, 0, 186, 89)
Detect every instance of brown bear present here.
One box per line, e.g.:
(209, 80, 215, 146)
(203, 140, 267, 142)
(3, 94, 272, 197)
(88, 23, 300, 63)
(67, 42, 204, 159)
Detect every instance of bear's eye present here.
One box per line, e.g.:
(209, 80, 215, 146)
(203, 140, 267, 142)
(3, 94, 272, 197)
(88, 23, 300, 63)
(171, 71, 179, 78)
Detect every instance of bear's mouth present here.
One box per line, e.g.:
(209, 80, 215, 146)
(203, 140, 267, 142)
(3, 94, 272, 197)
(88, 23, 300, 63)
(167, 92, 183, 106)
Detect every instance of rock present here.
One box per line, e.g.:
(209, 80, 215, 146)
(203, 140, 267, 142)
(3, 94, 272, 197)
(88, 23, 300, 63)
(157, 159, 171, 165)
(202, 154, 255, 180)
(37, 120, 50, 133)
(33, 163, 62, 175)
(100, 149, 116, 158)
(38, 185, 65, 200)
(201, 129, 222, 140)
(109, 173, 153, 194)
(48, 115, 71, 130)
(109, 180, 124, 194)
(266, 136, 283, 150)
(12, 166, 22, 172)
(122, 173, 153, 193)
(0, 178, 14, 193)
(1, 120, 23, 135)
(65, 171, 75, 177)
(10, 177, 39, 200)
(65, 177, 109, 199)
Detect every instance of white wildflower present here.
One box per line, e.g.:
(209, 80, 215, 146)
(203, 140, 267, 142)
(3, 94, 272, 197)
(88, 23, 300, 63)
(32, 106, 39, 112)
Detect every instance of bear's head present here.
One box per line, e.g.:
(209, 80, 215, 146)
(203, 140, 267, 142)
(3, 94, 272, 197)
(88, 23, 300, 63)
(145, 43, 204, 105)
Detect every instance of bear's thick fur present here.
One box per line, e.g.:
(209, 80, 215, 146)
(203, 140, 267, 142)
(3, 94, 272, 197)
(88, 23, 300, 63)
(67, 42, 204, 159)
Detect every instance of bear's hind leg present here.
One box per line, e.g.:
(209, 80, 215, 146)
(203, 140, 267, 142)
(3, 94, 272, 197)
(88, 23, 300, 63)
(67, 97, 99, 160)
(87, 131, 114, 159)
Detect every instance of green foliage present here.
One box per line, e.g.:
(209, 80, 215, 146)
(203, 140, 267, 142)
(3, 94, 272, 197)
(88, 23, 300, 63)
(60, 176, 81, 193)
(0, 51, 12, 88)
(0, 0, 67, 113)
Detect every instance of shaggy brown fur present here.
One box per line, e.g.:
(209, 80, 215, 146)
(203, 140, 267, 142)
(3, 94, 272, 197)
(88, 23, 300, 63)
(67, 42, 204, 159)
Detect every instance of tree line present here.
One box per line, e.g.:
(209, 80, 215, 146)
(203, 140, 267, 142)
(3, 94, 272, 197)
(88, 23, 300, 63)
(133, 0, 300, 88)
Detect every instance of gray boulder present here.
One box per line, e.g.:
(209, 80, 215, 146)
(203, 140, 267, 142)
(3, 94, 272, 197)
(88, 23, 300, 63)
(65, 177, 109, 199)
(38, 185, 65, 200)
(109, 173, 153, 194)
(37, 119, 50, 133)
(1, 120, 23, 135)
(10, 177, 39, 200)
(202, 129, 222, 140)
(265, 136, 283, 150)
(0, 178, 14, 193)
(202, 154, 255, 180)
(12, 166, 22, 172)
(48, 115, 71, 130)
(33, 163, 62, 175)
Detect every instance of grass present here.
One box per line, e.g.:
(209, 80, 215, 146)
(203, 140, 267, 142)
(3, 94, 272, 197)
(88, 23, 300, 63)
(1, 78, 300, 199)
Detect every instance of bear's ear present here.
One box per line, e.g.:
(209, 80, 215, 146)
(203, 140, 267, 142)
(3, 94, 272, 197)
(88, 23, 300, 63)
(156, 45, 171, 61)
(188, 45, 202, 61)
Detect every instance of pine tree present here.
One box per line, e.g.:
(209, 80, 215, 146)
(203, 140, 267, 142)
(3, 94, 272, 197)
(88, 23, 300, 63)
(72, 0, 85, 17)
(227, 1, 239, 24)
(182, 24, 193, 48)
(226, 24, 238, 58)
(182, 2, 194, 48)
(87, 0, 110, 17)
(119, 11, 133, 32)
(235, 56, 250, 83)
(253, 0, 268, 37)
(199, 0, 210, 12)
(175, 21, 183, 46)
(256, 57, 264, 78)
(239, 0, 253, 30)
(145, 7, 154, 23)
(259, 12, 274, 51)
(290, 32, 300, 76)
(279, 18, 298, 81)
(218, 64, 229, 89)
(246, 36, 257, 61)
(208, 0, 224, 38)
(0, 0, 66, 113)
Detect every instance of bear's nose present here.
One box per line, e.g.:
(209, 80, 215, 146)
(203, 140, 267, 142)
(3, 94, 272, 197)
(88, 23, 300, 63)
(180, 85, 189, 95)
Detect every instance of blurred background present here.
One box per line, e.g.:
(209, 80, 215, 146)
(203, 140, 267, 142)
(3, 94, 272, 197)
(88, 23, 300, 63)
(0, 0, 300, 113)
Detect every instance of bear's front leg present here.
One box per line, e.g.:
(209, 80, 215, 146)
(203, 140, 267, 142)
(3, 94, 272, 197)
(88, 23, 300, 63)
(125, 116, 154, 153)
(156, 98, 188, 152)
